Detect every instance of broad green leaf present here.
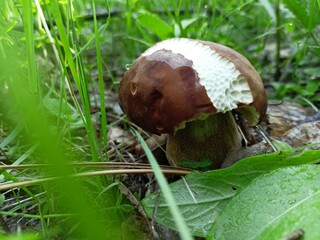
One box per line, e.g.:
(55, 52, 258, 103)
(42, 97, 79, 121)
(136, 13, 173, 39)
(304, 67, 320, 78)
(272, 139, 292, 151)
(180, 18, 198, 30)
(174, 17, 198, 37)
(305, 80, 319, 95)
(283, 0, 314, 30)
(142, 150, 320, 237)
(210, 164, 320, 240)
(43, 97, 70, 116)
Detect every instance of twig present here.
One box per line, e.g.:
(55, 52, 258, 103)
(0, 168, 190, 192)
(256, 125, 278, 152)
(0, 162, 189, 171)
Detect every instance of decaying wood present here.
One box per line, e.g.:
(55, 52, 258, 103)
(265, 101, 317, 138)
(281, 121, 320, 148)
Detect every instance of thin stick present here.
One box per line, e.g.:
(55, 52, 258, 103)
(256, 125, 277, 152)
(0, 162, 189, 171)
(0, 168, 190, 192)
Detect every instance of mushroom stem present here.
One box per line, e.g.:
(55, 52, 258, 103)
(166, 112, 242, 169)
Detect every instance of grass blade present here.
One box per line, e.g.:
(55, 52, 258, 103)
(133, 129, 192, 240)
(92, 0, 108, 155)
(22, 0, 38, 94)
(49, 0, 100, 160)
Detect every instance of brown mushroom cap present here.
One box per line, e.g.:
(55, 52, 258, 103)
(119, 38, 267, 135)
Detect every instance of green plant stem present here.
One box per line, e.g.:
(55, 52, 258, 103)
(134, 129, 193, 240)
(22, 0, 38, 94)
(50, 0, 100, 161)
(126, 0, 132, 34)
(92, 0, 108, 156)
(0, 211, 73, 219)
(275, 0, 281, 81)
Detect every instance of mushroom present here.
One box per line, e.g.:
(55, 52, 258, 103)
(119, 38, 267, 169)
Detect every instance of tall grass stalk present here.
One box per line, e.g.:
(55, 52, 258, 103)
(0, 1, 127, 238)
(34, 0, 81, 137)
(92, 0, 108, 156)
(49, 0, 100, 161)
(134, 129, 193, 240)
(2, 52, 108, 240)
(22, 0, 38, 94)
(275, 0, 281, 81)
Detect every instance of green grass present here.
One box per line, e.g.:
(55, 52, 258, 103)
(134, 130, 192, 240)
(0, 0, 319, 239)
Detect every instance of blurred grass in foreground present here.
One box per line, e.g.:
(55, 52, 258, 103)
(0, 0, 319, 238)
(0, 1, 137, 239)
